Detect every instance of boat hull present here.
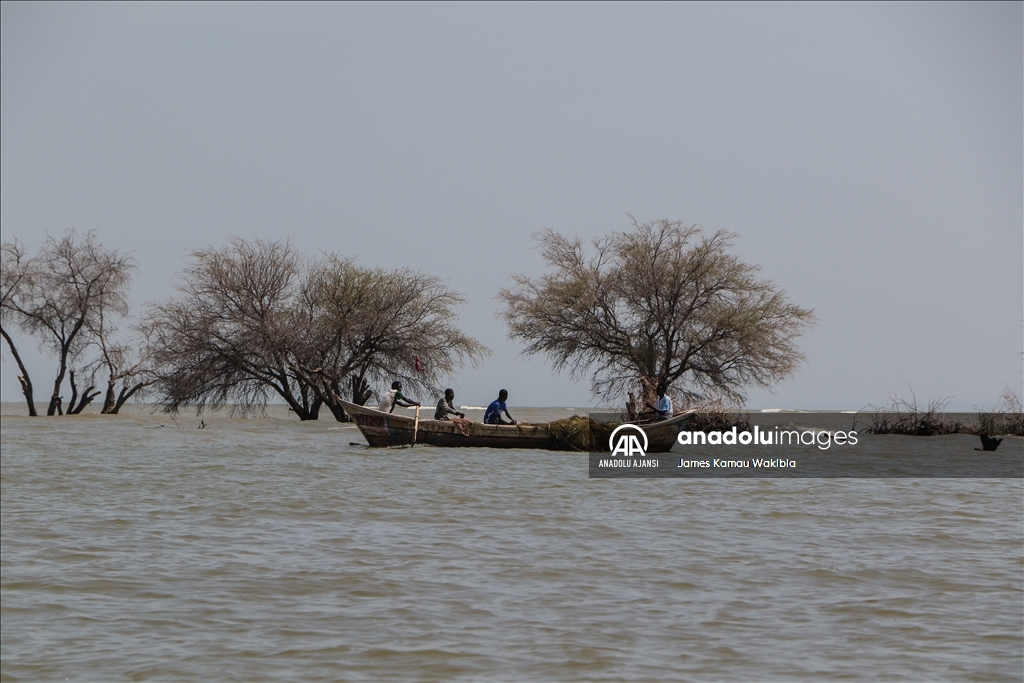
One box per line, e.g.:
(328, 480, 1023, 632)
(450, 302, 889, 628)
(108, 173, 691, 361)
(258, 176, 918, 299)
(339, 400, 691, 452)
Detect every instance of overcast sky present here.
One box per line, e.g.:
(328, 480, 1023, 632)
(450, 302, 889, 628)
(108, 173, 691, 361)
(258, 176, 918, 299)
(2, 1, 1021, 410)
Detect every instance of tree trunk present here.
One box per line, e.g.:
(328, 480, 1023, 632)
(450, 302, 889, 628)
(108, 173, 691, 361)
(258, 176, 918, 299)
(324, 403, 347, 422)
(320, 376, 348, 422)
(272, 368, 322, 420)
(292, 382, 322, 420)
(278, 383, 318, 420)
(67, 370, 79, 415)
(101, 380, 117, 414)
(330, 373, 372, 423)
(66, 370, 99, 414)
(351, 374, 372, 405)
(47, 357, 68, 416)
(283, 365, 347, 420)
(639, 375, 659, 415)
(110, 381, 148, 414)
(307, 397, 322, 420)
(48, 319, 85, 416)
(1, 325, 37, 416)
(70, 387, 99, 414)
(285, 398, 316, 420)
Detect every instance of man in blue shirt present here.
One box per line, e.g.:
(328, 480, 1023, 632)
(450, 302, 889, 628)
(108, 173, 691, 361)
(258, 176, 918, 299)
(483, 389, 517, 425)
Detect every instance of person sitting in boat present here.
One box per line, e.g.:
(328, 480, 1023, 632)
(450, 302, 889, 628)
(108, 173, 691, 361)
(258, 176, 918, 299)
(646, 383, 673, 421)
(378, 381, 420, 413)
(483, 389, 517, 425)
(434, 388, 465, 421)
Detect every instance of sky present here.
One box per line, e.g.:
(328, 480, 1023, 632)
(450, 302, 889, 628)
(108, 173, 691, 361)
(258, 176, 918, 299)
(1, 1, 1021, 411)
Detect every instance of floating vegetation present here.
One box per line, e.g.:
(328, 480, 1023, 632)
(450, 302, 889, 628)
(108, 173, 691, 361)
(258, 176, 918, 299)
(977, 388, 1024, 437)
(548, 402, 753, 452)
(866, 388, 1024, 437)
(866, 394, 971, 435)
(548, 416, 616, 452)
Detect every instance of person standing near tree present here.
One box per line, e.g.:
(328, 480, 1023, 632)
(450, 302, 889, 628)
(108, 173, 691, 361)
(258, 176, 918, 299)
(377, 380, 420, 413)
(646, 383, 673, 421)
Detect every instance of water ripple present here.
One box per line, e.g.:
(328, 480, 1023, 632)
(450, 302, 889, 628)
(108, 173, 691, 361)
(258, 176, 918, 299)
(2, 407, 1021, 681)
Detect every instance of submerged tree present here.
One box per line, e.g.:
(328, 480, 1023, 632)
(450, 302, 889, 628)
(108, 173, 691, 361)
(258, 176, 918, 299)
(147, 237, 487, 421)
(499, 218, 815, 412)
(1, 241, 38, 415)
(89, 309, 154, 414)
(147, 238, 317, 417)
(290, 255, 488, 421)
(0, 230, 136, 415)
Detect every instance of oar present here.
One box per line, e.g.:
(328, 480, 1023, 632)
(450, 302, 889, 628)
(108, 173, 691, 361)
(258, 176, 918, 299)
(412, 405, 420, 445)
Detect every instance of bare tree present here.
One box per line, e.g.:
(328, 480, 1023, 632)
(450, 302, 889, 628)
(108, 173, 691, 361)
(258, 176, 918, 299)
(499, 218, 815, 412)
(65, 368, 100, 415)
(1, 240, 38, 415)
(1, 230, 135, 415)
(147, 238, 316, 417)
(291, 256, 489, 420)
(147, 238, 488, 421)
(89, 311, 155, 414)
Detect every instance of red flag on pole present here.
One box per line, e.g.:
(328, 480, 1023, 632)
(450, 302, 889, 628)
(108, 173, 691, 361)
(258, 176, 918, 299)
(414, 355, 423, 372)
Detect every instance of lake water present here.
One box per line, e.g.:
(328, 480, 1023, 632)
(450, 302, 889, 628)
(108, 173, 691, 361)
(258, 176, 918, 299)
(2, 404, 1021, 681)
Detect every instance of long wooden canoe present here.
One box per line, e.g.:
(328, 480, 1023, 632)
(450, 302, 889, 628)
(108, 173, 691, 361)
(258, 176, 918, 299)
(340, 399, 693, 452)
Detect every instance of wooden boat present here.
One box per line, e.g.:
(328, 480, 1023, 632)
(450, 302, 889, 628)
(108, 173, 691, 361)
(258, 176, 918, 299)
(340, 399, 694, 452)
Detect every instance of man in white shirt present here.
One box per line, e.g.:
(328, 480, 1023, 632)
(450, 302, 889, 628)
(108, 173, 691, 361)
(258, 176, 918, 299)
(647, 383, 672, 421)
(377, 381, 421, 413)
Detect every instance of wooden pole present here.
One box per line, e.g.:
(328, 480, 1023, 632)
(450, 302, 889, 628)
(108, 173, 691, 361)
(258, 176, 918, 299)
(412, 405, 420, 445)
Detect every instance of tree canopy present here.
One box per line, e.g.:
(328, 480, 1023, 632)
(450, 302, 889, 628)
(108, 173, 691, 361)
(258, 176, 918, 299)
(498, 218, 815, 410)
(1, 230, 138, 415)
(146, 237, 488, 420)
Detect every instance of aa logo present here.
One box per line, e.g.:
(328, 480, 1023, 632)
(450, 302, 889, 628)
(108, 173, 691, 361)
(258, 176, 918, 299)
(609, 424, 649, 457)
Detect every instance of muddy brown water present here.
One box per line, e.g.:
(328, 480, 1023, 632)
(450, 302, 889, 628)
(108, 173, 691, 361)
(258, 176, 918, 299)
(2, 405, 1021, 681)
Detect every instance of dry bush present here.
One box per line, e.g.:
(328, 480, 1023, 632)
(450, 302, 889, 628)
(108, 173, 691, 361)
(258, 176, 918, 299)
(978, 387, 1024, 437)
(866, 392, 970, 435)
